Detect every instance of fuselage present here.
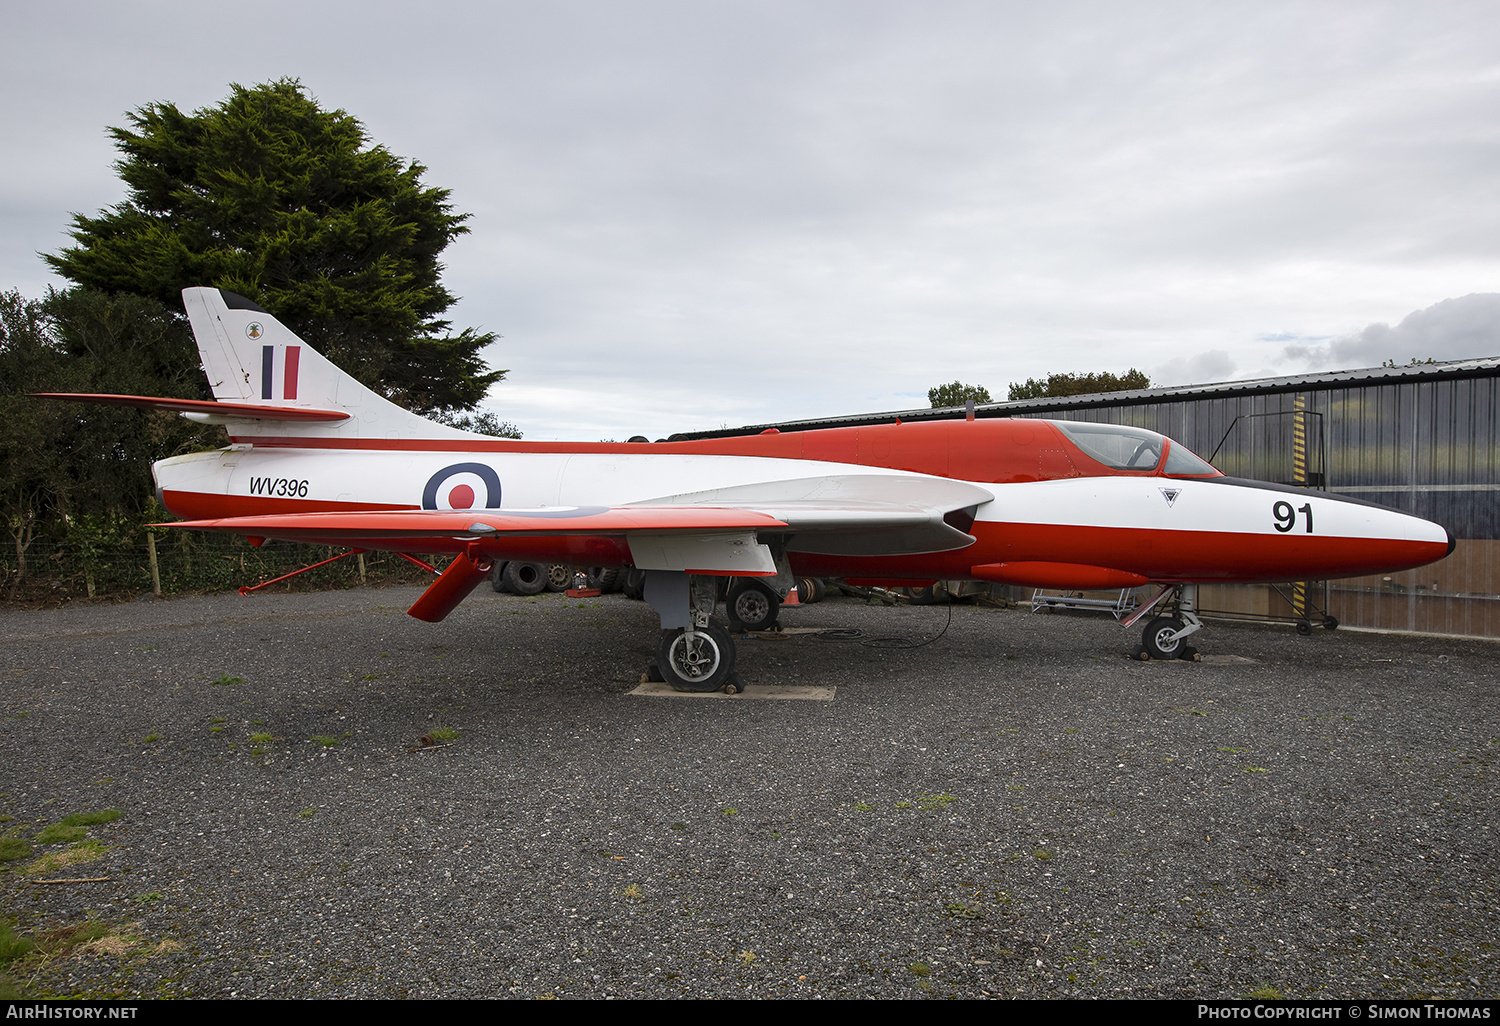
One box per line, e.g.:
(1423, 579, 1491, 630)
(154, 416, 1453, 587)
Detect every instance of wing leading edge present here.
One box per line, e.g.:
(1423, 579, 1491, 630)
(165, 506, 790, 575)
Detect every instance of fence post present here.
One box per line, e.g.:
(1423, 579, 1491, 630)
(357, 551, 366, 584)
(147, 532, 161, 596)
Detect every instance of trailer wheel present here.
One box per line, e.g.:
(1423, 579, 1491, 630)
(503, 561, 547, 596)
(727, 579, 779, 632)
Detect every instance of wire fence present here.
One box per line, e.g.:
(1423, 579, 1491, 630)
(2, 531, 438, 607)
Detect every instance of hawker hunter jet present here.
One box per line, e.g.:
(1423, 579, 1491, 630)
(41, 288, 1455, 690)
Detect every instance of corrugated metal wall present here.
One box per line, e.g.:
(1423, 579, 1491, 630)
(1014, 375, 1500, 638)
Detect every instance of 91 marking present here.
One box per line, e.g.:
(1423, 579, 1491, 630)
(1273, 500, 1313, 533)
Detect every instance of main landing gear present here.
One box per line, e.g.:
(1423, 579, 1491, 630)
(656, 620, 738, 693)
(643, 572, 747, 694)
(1123, 584, 1204, 661)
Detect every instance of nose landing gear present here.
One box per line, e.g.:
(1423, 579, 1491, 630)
(1124, 584, 1203, 661)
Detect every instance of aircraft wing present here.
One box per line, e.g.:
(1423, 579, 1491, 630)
(166, 472, 992, 572)
(167, 506, 792, 575)
(629, 473, 994, 555)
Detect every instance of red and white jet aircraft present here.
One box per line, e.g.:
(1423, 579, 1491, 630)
(46, 288, 1454, 689)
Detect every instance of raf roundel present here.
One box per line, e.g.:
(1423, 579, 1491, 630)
(422, 462, 502, 511)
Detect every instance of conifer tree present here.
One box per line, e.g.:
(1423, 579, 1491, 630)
(47, 79, 503, 416)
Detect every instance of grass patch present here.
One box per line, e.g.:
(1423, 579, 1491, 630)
(916, 793, 958, 809)
(429, 726, 459, 742)
(34, 824, 87, 845)
(142, 732, 159, 744)
(210, 674, 243, 687)
(248, 733, 273, 744)
(1248, 985, 1284, 1000)
(311, 735, 339, 748)
(0, 921, 35, 963)
(3, 916, 181, 998)
(0, 838, 33, 862)
(25, 838, 107, 875)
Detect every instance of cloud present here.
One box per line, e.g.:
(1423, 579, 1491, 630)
(1166, 349, 1236, 385)
(1289, 293, 1500, 370)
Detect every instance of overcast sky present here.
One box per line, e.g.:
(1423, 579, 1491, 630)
(4, 1, 1500, 439)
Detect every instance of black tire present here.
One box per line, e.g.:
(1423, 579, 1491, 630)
(797, 577, 825, 603)
(586, 567, 622, 592)
(1296, 620, 1312, 636)
(1322, 616, 1339, 630)
(656, 622, 736, 692)
(622, 568, 646, 600)
(905, 585, 938, 605)
(727, 579, 779, 632)
(545, 564, 573, 592)
(490, 561, 510, 593)
(1143, 616, 1185, 660)
(503, 561, 547, 596)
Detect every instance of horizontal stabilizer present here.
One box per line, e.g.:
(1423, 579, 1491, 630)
(34, 393, 349, 422)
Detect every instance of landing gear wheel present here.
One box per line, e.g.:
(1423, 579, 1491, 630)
(1322, 616, 1339, 630)
(545, 564, 572, 592)
(1143, 616, 1186, 660)
(502, 561, 547, 596)
(656, 622, 736, 692)
(727, 579, 779, 632)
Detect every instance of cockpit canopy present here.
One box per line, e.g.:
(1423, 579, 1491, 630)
(1052, 421, 1219, 477)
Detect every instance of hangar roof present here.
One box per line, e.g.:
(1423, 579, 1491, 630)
(669, 356, 1500, 440)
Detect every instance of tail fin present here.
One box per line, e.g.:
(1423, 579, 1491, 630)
(182, 287, 472, 441)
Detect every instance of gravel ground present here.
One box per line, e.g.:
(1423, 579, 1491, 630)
(1, 585, 1495, 1000)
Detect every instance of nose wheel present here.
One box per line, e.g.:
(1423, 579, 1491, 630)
(1128, 585, 1203, 660)
(1143, 616, 1194, 660)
